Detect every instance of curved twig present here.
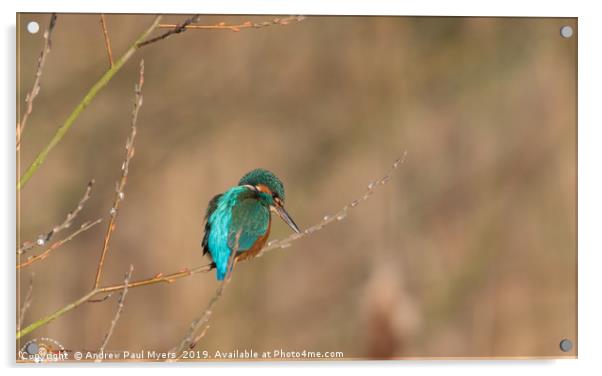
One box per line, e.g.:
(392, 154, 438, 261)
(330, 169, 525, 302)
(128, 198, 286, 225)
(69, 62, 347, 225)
(137, 14, 200, 48)
(257, 152, 407, 257)
(17, 219, 102, 270)
(99, 14, 114, 67)
(17, 13, 57, 151)
(93, 59, 145, 289)
(18, 179, 94, 255)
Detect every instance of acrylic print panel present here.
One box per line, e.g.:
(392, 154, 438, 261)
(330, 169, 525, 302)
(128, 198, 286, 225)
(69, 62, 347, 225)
(16, 14, 577, 362)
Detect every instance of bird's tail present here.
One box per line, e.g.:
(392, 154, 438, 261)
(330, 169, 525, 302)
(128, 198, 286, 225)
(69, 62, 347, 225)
(216, 268, 226, 281)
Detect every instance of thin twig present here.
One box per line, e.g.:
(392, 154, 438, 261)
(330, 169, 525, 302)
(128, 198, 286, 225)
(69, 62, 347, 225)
(93, 59, 145, 290)
(17, 219, 102, 270)
(157, 15, 305, 32)
(169, 232, 241, 360)
(256, 152, 408, 258)
(99, 14, 114, 68)
(17, 13, 57, 151)
(189, 325, 211, 349)
(138, 14, 200, 48)
(96, 265, 134, 361)
(16, 262, 214, 339)
(17, 274, 35, 331)
(88, 293, 114, 303)
(18, 179, 95, 255)
(99, 263, 214, 293)
(18, 15, 162, 191)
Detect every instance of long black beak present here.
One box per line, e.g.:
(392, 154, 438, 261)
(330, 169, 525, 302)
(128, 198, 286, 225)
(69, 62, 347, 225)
(275, 204, 301, 233)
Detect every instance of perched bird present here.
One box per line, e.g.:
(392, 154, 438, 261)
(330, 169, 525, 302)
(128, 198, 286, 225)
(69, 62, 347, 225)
(202, 169, 301, 280)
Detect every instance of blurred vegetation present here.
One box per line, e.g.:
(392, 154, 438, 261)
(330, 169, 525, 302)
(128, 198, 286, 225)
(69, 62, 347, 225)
(17, 14, 576, 358)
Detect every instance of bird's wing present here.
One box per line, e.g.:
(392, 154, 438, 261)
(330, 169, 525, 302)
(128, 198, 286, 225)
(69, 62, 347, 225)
(228, 194, 270, 252)
(202, 193, 223, 256)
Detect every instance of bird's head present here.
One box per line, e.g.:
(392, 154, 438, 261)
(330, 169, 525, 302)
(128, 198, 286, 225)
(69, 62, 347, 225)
(239, 169, 301, 233)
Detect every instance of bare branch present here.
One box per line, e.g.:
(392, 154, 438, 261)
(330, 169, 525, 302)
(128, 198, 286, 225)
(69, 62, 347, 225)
(256, 152, 408, 258)
(88, 292, 115, 303)
(99, 263, 213, 293)
(99, 14, 114, 67)
(17, 219, 102, 269)
(17, 13, 57, 150)
(17, 274, 35, 331)
(18, 179, 95, 255)
(138, 14, 200, 48)
(96, 265, 134, 361)
(157, 15, 305, 32)
(17, 261, 213, 339)
(93, 59, 145, 289)
(189, 325, 211, 350)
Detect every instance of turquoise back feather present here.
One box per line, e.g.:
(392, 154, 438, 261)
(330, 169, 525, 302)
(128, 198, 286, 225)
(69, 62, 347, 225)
(205, 186, 270, 280)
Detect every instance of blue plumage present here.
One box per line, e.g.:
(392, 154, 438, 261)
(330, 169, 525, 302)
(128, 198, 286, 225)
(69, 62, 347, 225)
(202, 169, 300, 280)
(204, 187, 265, 279)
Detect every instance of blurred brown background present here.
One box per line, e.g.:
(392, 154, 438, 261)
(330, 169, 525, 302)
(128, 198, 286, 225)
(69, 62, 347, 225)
(17, 14, 576, 359)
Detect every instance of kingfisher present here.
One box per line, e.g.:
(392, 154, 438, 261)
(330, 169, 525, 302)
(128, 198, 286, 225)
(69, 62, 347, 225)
(202, 169, 301, 280)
